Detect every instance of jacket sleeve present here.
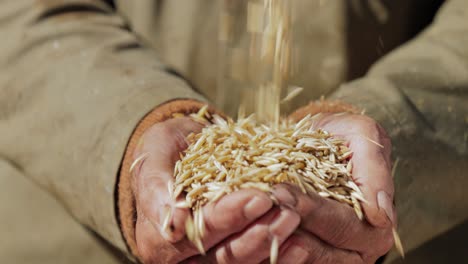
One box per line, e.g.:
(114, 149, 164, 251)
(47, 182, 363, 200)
(0, 0, 207, 254)
(329, 0, 468, 260)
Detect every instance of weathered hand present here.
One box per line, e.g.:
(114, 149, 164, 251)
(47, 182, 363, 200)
(184, 205, 301, 264)
(271, 113, 395, 263)
(132, 117, 294, 264)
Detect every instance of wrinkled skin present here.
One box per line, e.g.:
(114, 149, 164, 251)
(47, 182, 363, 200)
(132, 114, 395, 264)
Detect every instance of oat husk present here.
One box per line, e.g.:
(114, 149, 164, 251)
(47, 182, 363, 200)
(167, 106, 403, 262)
(171, 106, 371, 262)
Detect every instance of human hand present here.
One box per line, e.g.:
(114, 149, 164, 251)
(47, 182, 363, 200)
(270, 113, 395, 263)
(131, 117, 300, 264)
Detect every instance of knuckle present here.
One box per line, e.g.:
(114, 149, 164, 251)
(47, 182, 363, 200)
(300, 192, 324, 218)
(224, 214, 247, 230)
(324, 218, 353, 248)
(310, 245, 330, 264)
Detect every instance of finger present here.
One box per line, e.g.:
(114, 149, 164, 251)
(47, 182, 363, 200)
(134, 117, 204, 241)
(348, 130, 394, 228)
(132, 117, 204, 197)
(277, 230, 363, 264)
(135, 158, 189, 242)
(188, 207, 300, 264)
(136, 190, 275, 263)
(198, 189, 274, 251)
(137, 174, 190, 242)
(272, 184, 393, 254)
(134, 117, 204, 173)
(166, 189, 274, 261)
(135, 210, 184, 264)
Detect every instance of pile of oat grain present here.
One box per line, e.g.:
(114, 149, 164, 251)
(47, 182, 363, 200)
(170, 106, 368, 261)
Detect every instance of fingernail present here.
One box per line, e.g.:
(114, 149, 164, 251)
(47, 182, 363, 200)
(283, 245, 308, 263)
(271, 187, 296, 207)
(269, 209, 300, 237)
(244, 196, 273, 220)
(377, 191, 395, 225)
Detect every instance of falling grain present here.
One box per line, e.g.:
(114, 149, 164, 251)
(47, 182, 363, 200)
(281, 86, 304, 103)
(393, 228, 405, 258)
(270, 236, 279, 264)
(169, 0, 403, 259)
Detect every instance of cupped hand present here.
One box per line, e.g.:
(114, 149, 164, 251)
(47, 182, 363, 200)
(271, 113, 395, 264)
(131, 117, 300, 264)
(131, 113, 395, 263)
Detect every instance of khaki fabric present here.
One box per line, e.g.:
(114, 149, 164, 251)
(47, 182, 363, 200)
(0, 0, 206, 262)
(0, 159, 130, 264)
(0, 0, 467, 263)
(330, 2, 468, 261)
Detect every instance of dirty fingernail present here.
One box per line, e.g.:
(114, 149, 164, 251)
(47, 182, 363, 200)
(377, 191, 395, 225)
(269, 209, 300, 237)
(244, 196, 273, 220)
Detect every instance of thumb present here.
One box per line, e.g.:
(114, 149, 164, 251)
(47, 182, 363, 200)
(349, 135, 395, 228)
(133, 117, 203, 241)
(316, 114, 395, 228)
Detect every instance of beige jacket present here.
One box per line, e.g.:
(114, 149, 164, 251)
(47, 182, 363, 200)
(0, 0, 466, 263)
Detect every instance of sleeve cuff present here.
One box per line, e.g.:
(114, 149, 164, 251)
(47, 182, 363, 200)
(288, 99, 362, 122)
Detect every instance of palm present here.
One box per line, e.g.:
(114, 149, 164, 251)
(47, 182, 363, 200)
(315, 113, 394, 227)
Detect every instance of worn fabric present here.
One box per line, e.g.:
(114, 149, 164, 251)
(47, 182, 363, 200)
(330, 1, 468, 261)
(0, 158, 130, 264)
(0, 0, 466, 263)
(0, 0, 207, 262)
